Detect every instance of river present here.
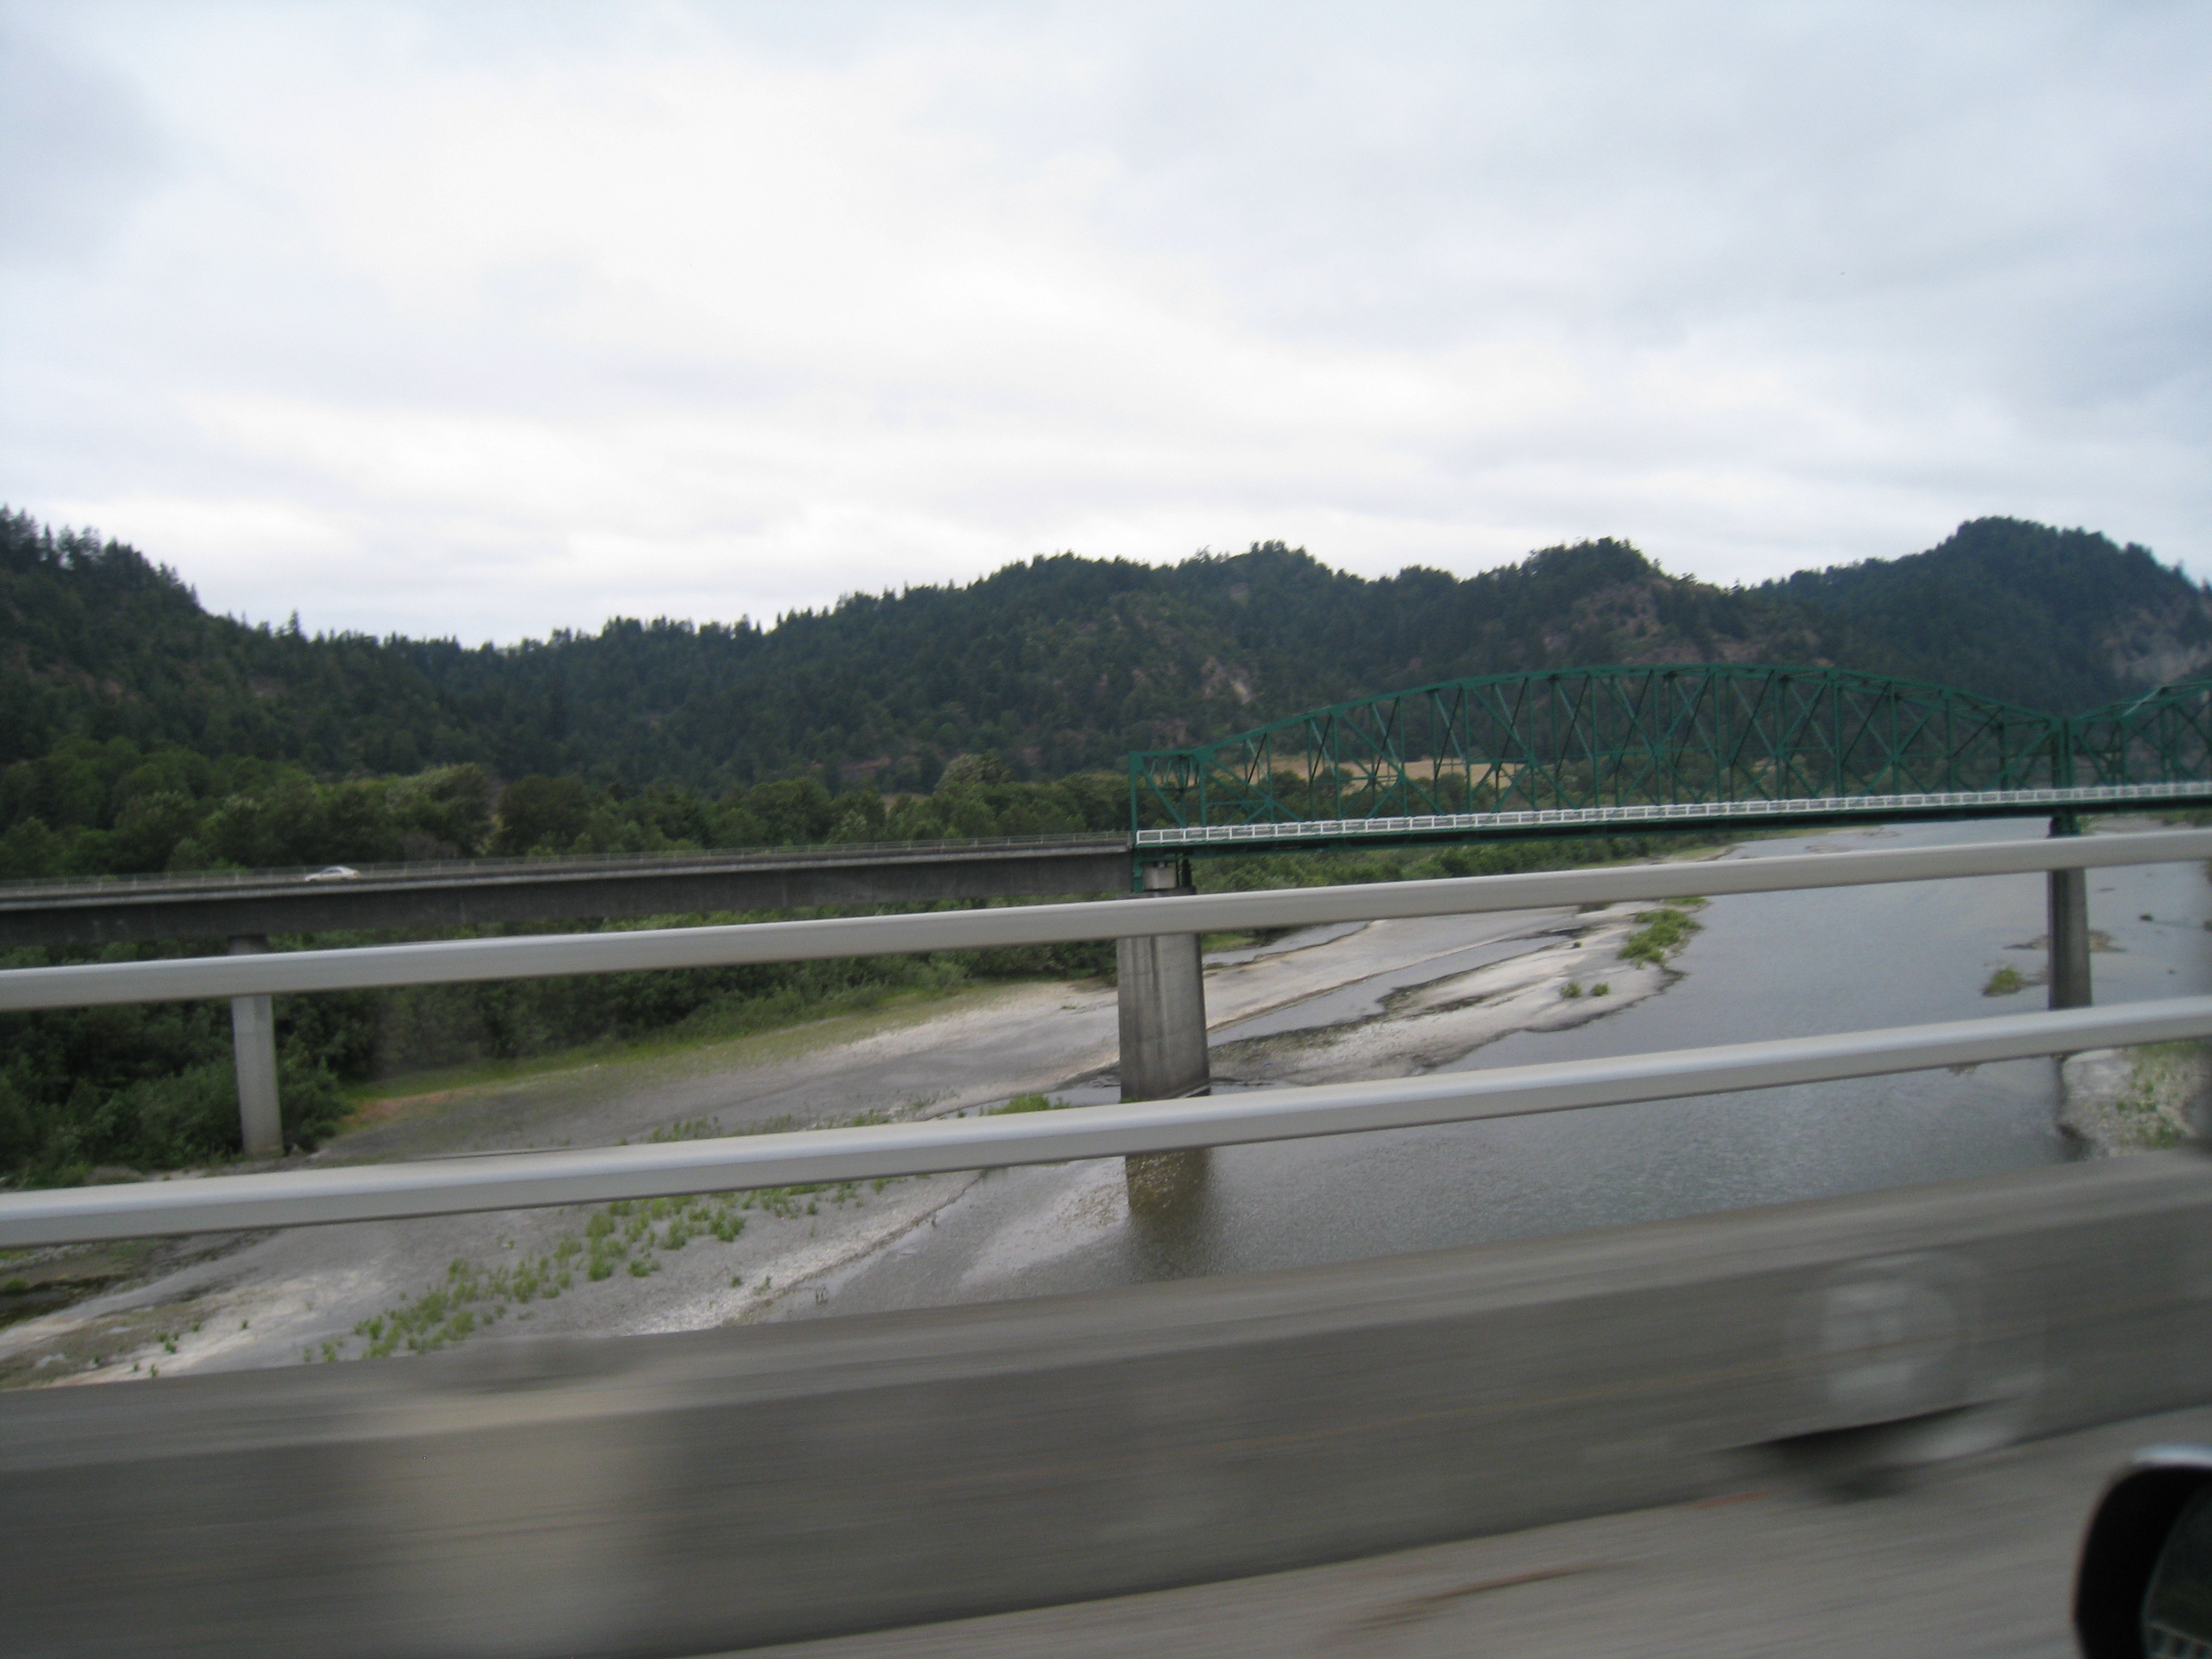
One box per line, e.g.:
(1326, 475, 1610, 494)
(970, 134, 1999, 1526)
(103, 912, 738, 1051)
(789, 816, 2212, 1321)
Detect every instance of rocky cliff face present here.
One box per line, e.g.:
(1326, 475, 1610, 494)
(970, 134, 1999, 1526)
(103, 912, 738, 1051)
(1540, 577, 1830, 669)
(2100, 601, 2212, 691)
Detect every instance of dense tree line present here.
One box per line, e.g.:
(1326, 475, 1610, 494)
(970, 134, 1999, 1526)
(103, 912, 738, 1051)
(10, 510, 2203, 796)
(0, 738, 1130, 884)
(1, 514, 468, 776)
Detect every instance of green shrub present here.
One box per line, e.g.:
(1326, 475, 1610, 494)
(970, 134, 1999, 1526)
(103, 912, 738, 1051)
(1620, 903, 1704, 966)
(987, 1092, 1064, 1114)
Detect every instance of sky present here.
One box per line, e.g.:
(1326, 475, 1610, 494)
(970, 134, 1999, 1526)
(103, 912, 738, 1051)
(3, 1, 2207, 644)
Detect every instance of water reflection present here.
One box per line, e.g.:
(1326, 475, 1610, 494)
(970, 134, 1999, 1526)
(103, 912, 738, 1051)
(1124, 1149, 1216, 1277)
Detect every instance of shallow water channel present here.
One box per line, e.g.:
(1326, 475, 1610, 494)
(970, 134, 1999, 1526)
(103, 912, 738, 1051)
(789, 818, 2212, 1321)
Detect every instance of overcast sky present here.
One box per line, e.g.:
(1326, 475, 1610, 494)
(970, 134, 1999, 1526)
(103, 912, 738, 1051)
(3, 2, 2206, 644)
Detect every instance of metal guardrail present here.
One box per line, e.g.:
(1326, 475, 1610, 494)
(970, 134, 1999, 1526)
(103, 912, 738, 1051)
(3, 825, 2209, 1248)
(3, 826, 2208, 1010)
(1135, 781, 2209, 846)
(6, 995, 2209, 1247)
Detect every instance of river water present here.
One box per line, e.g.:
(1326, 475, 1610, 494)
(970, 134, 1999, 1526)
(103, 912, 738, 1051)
(790, 818, 2212, 1321)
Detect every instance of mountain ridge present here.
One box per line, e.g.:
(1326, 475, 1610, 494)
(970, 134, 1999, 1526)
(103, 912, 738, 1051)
(4, 511, 2205, 795)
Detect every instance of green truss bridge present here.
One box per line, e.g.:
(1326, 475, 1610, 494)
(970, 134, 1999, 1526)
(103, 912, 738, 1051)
(1128, 665, 2212, 855)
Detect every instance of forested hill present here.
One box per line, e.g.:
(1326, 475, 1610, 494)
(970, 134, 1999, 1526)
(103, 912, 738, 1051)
(1755, 519, 2212, 717)
(4, 510, 2206, 795)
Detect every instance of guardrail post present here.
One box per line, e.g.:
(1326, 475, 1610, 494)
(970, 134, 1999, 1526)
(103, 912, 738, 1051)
(1118, 859, 1210, 1211)
(2048, 815, 2091, 1011)
(226, 936, 283, 1158)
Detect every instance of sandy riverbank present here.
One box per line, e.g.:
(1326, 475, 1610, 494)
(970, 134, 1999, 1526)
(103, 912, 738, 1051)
(0, 871, 1707, 1384)
(1206, 899, 1683, 1088)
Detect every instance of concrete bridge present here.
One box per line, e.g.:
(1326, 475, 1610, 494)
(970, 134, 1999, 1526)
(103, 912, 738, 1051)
(0, 833, 1132, 951)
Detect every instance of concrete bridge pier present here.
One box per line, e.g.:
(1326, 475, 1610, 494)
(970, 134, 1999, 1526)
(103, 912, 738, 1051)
(2048, 815, 2092, 1011)
(1117, 859, 1211, 1211)
(226, 936, 283, 1159)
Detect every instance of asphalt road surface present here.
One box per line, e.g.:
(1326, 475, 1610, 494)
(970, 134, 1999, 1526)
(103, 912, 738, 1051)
(730, 1399, 2212, 1658)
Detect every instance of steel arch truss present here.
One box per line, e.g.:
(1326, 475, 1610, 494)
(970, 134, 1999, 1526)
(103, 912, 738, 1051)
(1126, 665, 2161, 848)
(2070, 680, 2212, 790)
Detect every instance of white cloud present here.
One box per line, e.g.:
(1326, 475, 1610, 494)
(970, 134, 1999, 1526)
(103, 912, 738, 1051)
(2, 0, 2206, 642)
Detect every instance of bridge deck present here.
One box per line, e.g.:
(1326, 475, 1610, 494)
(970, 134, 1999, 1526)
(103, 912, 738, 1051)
(0, 834, 1134, 948)
(1136, 780, 2212, 851)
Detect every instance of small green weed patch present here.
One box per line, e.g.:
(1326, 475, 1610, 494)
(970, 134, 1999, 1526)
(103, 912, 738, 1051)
(1620, 902, 1704, 966)
(332, 1171, 898, 1361)
(987, 1092, 1067, 1115)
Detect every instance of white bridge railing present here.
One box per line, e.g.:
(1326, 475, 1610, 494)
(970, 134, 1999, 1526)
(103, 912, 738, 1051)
(1135, 781, 2210, 846)
(4, 827, 2211, 1248)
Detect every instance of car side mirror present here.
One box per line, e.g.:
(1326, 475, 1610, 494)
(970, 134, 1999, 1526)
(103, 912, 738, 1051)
(2076, 1448, 2212, 1656)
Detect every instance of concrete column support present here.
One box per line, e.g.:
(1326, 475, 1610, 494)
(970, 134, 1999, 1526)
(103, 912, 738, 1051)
(1116, 861, 1210, 1102)
(2047, 815, 2092, 1012)
(226, 936, 283, 1159)
(1118, 861, 1210, 1212)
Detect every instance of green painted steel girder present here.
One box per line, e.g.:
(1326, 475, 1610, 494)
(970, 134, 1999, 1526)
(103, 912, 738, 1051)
(2071, 679, 2212, 787)
(1127, 664, 2212, 847)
